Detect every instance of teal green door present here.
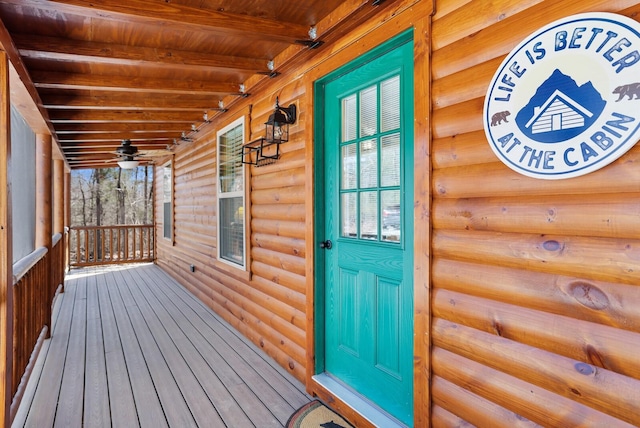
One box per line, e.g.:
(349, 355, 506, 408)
(321, 36, 414, 425)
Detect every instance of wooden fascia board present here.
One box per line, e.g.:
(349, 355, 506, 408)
(6, 0, 310, 44)
(14, 34, 270, 74)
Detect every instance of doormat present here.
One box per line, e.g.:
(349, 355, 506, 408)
(286, 400, 353, 428)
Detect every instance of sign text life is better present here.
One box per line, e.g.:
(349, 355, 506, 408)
(484, 13, 640, 179)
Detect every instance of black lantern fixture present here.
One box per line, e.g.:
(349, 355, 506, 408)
(242, 97, 297, 167)
(265, 97, 296, 144)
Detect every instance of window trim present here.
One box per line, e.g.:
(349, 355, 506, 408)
(161, 159, 174, 244)
(216, 116, 248, 270)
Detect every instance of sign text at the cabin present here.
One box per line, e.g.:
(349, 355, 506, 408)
(484, 13, 640, 179)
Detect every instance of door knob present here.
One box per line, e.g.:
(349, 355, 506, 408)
(319, 240, 332, 249)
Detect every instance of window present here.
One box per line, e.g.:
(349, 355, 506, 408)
(217, 117, 245, 267)
(162, 161, 173, 240)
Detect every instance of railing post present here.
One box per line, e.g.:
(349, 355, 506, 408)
(54, 160, 64, 293)
(64, 170, 71, 276)
(0, 50, 14, 428)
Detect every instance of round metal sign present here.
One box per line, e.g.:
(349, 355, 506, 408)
(483, 12, 640, 179)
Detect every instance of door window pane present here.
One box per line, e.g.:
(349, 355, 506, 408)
(359, 139, 378, 188)
(381, 76, 400, 132)
(381, 190, 401, 242)
(343, 94, 357, 142)
(341, 193, 357, 238)
(381, 134, 400, 187)
(341, 144, 357, 190)
(360, 191, 378, 240)
(360, 86, 377, 137)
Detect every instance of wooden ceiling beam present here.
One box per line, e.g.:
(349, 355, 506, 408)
(14, 34, 270, 73)
(61, 143, 171, 150)
(31, 71, 240, 96)
(3, 0, 311, 43)
(66, 160, 154, 169)
(49, 110, 203, 122)
(60, 139, 175, 146)
(58, 132, 179, 141)
(44, 102, 208, 112)
(53, 122, 189, 133)
(41, 93, 219, 111)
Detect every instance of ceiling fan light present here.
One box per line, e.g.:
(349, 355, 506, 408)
(117, 160, 139, 169)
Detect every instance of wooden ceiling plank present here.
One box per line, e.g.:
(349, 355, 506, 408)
(14, 34, 270, 73)
(3, 0, 310, 43)
(31, 71, 240, 96)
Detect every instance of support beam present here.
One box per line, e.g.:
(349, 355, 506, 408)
(64, 170, 71, 273)
(54, 160, 64, 235)
(35, 134, 52, 250)
(31, 71, 240, 96)
(0, 50, 13, 428)
(48, 110, 205, 123)
(15, 34, 269, 74)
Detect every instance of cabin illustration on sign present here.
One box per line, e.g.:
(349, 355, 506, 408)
(524, 89, 593, 134)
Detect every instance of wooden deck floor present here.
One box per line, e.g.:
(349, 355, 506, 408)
(12, 263, 311, 428)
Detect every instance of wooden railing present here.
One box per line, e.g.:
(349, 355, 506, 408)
(11, 233, 66, 419)
(70, 225, 154, 268)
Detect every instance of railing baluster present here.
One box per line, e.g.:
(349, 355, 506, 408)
(132, 227, 137, 260)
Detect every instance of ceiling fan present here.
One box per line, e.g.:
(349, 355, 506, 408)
(112, 139, 172, 168)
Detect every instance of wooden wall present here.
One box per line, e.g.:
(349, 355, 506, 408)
(154, 78, 309, 381)
(154, 0, 640, 425)
(153, 1, 433, 402)
(430, 0, 640, 426)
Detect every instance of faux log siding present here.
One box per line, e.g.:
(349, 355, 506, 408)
(431, 0, 640, 426)
(155, 81, 308, 382)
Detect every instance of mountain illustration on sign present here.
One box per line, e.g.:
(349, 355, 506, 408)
(515, 69, 606, 143)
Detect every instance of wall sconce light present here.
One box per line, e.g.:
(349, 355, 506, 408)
(265, 97, 296, 144)
(242, 97, 297, 167)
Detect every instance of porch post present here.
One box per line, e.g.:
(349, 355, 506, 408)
(53, 159, 64, 235)
(35, 133, 52, 339)
(35, 134, 52, 250)
(54, 159, 65, 293)
(64, 170, 71, 273)
(0, 50, 13, 428)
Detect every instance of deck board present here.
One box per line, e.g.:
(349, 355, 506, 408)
(13, 263, 311, 428)
(140, 265, 307, 425)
